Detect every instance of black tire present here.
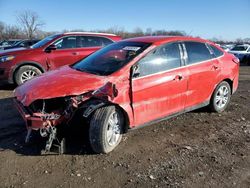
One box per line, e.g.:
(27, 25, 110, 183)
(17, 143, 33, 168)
(209, 81, 231, 113)
(14, 65, 42, 85)
(89, 106, 124, 154)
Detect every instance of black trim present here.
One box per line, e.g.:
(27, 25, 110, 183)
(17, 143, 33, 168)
(130, 100, 209, 130)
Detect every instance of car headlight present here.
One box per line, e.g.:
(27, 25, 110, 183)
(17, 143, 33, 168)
(0, 55, 15, 63)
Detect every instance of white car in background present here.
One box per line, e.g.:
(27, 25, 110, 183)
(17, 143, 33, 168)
(229, 44, 250, 64)
(221, 44, 235, 52)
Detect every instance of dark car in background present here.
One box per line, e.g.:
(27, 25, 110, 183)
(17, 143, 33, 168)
(1, 39, 40, 50)
(0, 39, 22, 49)
(229, 44, 250, 65)
(0, 32, 121, 85)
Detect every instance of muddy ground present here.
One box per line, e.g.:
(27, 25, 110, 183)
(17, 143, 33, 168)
(0, 67, 250, 188)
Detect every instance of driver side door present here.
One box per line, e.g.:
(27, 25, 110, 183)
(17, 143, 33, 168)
(131, 42, 188, 127)
(47, 36, 79, 69)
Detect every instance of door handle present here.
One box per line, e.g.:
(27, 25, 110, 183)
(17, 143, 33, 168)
(173, 75, 183, 81)
(72, 52, 79, 55)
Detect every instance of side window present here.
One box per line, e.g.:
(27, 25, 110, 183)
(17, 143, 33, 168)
(100, 37, 113, 46)
(209, 44, 224, 57)
(135, 43, 181, 77)
(184, 42, 213, 64)
(248, 47, 250, 52)
(54, 36, 77, 49)
(76, 36, 102, 48)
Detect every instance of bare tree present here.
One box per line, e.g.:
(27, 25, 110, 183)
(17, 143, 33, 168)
(0, 21, 5, 40)
(16, 10, 44, 39)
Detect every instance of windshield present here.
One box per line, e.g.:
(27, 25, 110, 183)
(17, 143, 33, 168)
(31, 34, 61, 49)
(72, 41, 151, 76)
(231, 46, 248, 51)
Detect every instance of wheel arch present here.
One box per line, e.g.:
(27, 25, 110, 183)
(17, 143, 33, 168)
(11, 61, 46, 83)
(81, 98, 130, 133)
(221, 78, 233, 94)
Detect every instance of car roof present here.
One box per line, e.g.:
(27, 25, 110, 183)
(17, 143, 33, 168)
(123, 36, 212, 45)
(62, 32, 118, 37)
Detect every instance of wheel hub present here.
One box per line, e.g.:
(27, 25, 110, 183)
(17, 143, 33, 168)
(107, 112, 121, 146)
(215, 85, 229, 109)
(20, 70, 37, 83)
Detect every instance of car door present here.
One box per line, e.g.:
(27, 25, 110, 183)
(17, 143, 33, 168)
(131, 42, 188, 126)
(47, 36, 79, 69)
(74, 36, 111, 62)
(183, 41, 221, 109)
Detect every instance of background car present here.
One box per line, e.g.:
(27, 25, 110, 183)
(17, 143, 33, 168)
(220, 44, 235, 52)
(1, 39, 40, 50)
(0, 39, 22, 49)
(229, 44, 250, 65)
(0, 32, 121, 85)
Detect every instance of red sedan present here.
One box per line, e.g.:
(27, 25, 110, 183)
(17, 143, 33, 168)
(14, 36, 239, 154)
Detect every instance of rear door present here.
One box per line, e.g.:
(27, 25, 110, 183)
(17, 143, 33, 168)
(183, 41, 221, 108)
(131, 42, 188, 126)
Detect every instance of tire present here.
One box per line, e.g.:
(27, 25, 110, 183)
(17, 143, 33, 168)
(209, 81, 231, 113)
(89, 106, 124, 154)
(14, 65, 42, 85)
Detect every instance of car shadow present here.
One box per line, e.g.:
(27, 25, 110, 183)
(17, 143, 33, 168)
(0, 83, 16, 91)
(0, 97, 95, 156)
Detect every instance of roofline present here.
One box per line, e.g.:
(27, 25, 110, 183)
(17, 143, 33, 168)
(63, 32, 117, 36)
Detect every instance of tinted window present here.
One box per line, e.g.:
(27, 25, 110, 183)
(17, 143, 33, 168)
(100, 37, 113, 46)
(55, 36, 77, 49)
(231, 46, 248, 51)
(209, 44, 224, 57)
(76, 36, 102, 48)
(185, 42, 212, 64)
(136, 43, 181, 77)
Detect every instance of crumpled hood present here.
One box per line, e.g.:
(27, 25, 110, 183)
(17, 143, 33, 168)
(14, 66, 108, 106)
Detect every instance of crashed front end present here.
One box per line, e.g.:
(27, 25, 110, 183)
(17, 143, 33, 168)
(14, 96, 74, 130)
(14, 82, 118, 153)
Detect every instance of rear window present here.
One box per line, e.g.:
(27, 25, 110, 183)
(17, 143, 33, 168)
(209, 45, 224, 57)
(231, 46, 248, 51)
(184, 42, 213, 64)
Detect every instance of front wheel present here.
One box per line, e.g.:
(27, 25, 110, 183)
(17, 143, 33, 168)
(209, 81, 231, 113)
(89, 106, 124, 154)
(14, 65, 42, 85)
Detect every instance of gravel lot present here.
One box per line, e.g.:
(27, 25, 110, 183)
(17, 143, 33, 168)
(0, 66, 250, 188)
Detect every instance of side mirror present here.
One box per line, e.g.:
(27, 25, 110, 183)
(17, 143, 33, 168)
(45, 44, 57, 53)
(132, 65, 140, 78)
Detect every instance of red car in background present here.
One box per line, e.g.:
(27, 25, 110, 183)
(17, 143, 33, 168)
(14, 36, 239, 154)
(0, 32, 121, 85)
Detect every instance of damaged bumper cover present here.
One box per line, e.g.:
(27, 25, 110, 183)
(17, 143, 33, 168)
(14, 81, 118, 130)
(14, 99, 63, 130)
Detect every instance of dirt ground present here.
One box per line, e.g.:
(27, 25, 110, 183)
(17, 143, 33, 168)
(0, 67, 249, 188)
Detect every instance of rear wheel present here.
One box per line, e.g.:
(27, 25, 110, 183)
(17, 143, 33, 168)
(89, 106, 124, 154)
(15, 65, 42, 85)
(209, 81, 231, 113)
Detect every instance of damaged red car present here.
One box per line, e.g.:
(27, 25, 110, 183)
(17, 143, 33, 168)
(14, 36, 239, 154)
